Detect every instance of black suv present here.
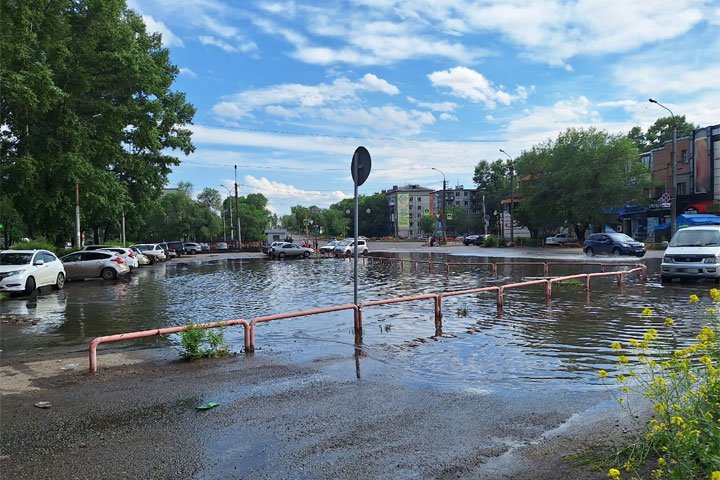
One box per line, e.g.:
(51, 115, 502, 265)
(166, 241, 187, 257)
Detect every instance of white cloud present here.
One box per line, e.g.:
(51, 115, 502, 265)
(439, 113, 457, 121)
(140, 14, 184, 47)
(244, 175, 348, 212)
(359, 74, 399, 95)
(428, 66, 530, 109)
(178, 67, 197, 78)
(407, 97, 458, 112)
(199, 35, 257, 53)
(596, 100, 637, 108)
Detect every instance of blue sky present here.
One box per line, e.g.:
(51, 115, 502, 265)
(129, 0, 720, 215)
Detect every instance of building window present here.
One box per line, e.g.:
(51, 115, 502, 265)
(682, 149, 688, 164)
(409, 222, 413, 227)
(677, 182, 687, 195)
(464, 191, 468, 196)
(464, 201, 468, 206)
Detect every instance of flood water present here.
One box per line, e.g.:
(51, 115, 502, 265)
(2, 252, 717, 392)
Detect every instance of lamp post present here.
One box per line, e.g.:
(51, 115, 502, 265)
(234, 165, 241, 248)
(220, 185, 234, 240)
(432, 167, 446, 244)
(499, 149, 514, 245)
(649, 98, 677, 236)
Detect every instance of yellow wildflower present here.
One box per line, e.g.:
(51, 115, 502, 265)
(708, 308, 717, 314)
(641, 307, 653, 316)
(598, 370, 608, 379)
(689, 294, 700, 302)
(710, 288, 720, 301)
(611, 341, 622, 350)
(711, 471, 720, 480)
(608, 468, 621, 479)
(664, 317, 674, 326)
(617, 355, 629, 365)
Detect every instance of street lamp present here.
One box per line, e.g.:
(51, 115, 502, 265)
(432, 167, 446, 244)
(649, 98, 677, 236)
(499, 149, 514, 245)
(219, 185, 234, 240)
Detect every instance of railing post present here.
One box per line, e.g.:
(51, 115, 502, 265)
(617, 272, 624, 287)
(585, 274, 590, 291)
(545, 280, 552, 301)
(496, 287, 504, 311)
(434, 294, 442, 323)
(492, 263, 497, 276)
(355, 305, 363, 334)
(544, 262, 549, 277)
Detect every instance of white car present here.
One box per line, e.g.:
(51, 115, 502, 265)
(97, 247, 139, 269)
(132, 244, 167, 263)
(333, 238, 369, 256)
(319, 239, 338, 254)
(545, 233, 574, 245)
(0, 250, 66, 295)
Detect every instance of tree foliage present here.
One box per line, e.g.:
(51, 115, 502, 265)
(627, 116, 698, 152)
(472, 159, 511, 234)
(515, 127, 652, 240)
(0, 0, 195, 245)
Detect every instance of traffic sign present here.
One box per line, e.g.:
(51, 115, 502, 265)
(351, 146, 371, 186)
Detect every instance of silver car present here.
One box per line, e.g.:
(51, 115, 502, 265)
(61, 250, 130, 280)
(272, 243, 314, 258)
(98, 247, 139, 269)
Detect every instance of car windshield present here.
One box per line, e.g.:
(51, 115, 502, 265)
(337, 240, 352, 246)
(669, 229, 720, 247)
(0, 252, 33, 265)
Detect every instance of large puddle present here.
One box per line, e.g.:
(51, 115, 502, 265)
(2, 253, 717, 391)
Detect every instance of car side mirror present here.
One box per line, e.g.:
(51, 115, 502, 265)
(34, 259, 45, 266)
(662, 241, 669, 248)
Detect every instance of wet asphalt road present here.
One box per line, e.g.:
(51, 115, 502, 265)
(0, 242, 657, 479)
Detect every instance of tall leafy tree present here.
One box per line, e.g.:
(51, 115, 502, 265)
(473, 159, 511, 234)
(515, 127, 652, 240)
(0, 0, 195, 245)
(627, 116, 697, 152)
(197, 188, 222, 211)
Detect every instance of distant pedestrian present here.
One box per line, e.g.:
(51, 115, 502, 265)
(429, 235, 435, 247)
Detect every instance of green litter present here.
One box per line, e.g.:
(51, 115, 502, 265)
(196, 402, 220, 410)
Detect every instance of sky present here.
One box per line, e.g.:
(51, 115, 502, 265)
(129, 0, 720, 215)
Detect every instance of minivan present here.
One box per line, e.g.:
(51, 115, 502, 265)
(333, 238, 369, 256)
(661, 226, 720, 283)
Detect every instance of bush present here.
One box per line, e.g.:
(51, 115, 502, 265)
(178, 323, 230, 360)
(9, 238, 55, 251)
(483, 236, 498, 247)
(600, 295, 720, 479)
(522, 237, 542, 247)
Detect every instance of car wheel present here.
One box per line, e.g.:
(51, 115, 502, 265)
(611, 247, 621, 256)
(278, 252, 286, 258)
(303, 251, 310, 258)
(362, 249, 368, 256)
(584, 248, 594, 257)
(661, 275, 672, 283)
(24, 276, 36, 295)
(101, 268, 117, 280)
(53, 273, 65, 290)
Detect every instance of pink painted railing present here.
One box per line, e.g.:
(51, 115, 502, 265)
(88, 261, 646, 371)
(89, 319, 249, 373)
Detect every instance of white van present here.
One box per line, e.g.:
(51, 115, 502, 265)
(661, 225, 720, 283)
(333, 238, 369, 256)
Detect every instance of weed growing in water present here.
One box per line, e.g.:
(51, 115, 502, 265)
(456, 307, 469, 317)
(179, 322, 230, 360)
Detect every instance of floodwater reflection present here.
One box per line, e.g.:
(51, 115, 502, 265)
(1, 254, 716, 391)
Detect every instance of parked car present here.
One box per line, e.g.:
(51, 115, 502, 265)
(61, 250, 130, 280)
(166, 241, 187, 256)
(129, 246, 151, 266)
(0, 250, 65, 295)
(264, 241, 287, 255)
(132, 244, 167, 263)
(272, 243, 314, 258)
(183, 242, 202, 255)
(199, 243, 210, 253)
(215, 242, 228, 251)
(661, 226, 720, 283)
(583, 233, 646, 257)
(463, 234, 480, 245)
(97, 247, 139, 270)
(333, 238, 369, 256)
(319, 239, 339, 253)
(545, 233, 574, 245)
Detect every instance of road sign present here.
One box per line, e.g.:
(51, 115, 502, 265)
(446, 213, 453, 220)
(351, 146, 371, 186)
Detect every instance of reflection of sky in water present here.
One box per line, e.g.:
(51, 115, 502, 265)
(1, 255, 716, 391)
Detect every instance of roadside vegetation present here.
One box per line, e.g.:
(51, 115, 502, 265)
(178, 323, 230, 360)
(599, 294, 720, 479)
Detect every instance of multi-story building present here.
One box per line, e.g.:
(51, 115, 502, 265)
(623, 123, 720, 240)
(431, 185, 479, 215)
(383, 185, 434, 238)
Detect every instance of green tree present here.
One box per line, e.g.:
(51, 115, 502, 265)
(238, 193, 272, 242)
(0, 0, 195, 245)
(627, 116, 698, 152)
(515, 127, 652, 240)
(473, 159, 511, 235)
(197, 188, 222, 211)
(418, 215, 435, 235)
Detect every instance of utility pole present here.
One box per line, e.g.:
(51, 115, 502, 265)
(649, 98, 677, 235)
(500, 149, 515, 245)
(75, 181, 81, 248)
(235, 165, 241, 248)
(432, 167, 446, 244)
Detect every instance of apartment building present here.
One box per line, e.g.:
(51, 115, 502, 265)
(383, 185, 434, 238)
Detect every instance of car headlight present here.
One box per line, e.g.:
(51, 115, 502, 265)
(703, 257, 720, 264)
(621, 243, 630, 248)
(0, 269, 25, 280)
(662, 256, 673, 263)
